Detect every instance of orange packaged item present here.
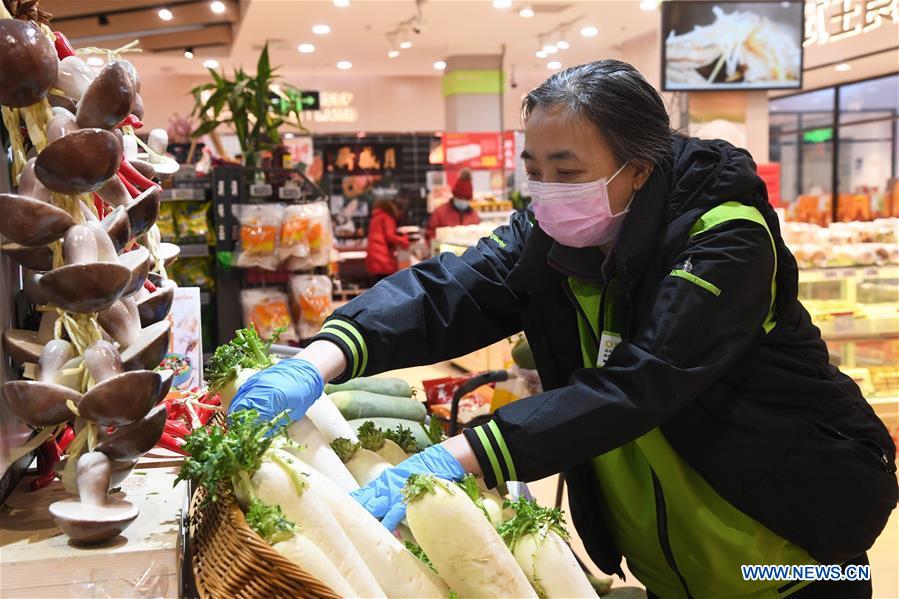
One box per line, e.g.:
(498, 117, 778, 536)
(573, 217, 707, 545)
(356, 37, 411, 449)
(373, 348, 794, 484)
(289, 275, 333, 339)
(281, 202, 332, 271)
(279, 204, 312, 262)
(236, 204, 283, 270)
(240, 288, 299, 343)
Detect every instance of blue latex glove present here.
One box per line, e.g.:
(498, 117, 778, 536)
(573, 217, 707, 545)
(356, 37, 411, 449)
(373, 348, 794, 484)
(350, 444, 466, 531)
(227, 359, 324, 423)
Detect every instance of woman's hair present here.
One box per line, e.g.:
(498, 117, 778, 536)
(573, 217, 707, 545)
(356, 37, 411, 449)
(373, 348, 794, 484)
(373, 198, 400, 219)
(522, 60, 672, 170)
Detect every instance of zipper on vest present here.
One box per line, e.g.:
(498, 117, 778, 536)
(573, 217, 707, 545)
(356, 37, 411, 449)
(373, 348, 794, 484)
(650, 469, 694, 599)
(562, 281, 599, 347)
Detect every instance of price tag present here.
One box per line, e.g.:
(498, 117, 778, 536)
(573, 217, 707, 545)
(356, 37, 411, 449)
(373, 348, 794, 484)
(279, 186, 301, 200)
(864, 267, 878, 277)
(250, 183, 273, 197)
(824, 269, 840, 279)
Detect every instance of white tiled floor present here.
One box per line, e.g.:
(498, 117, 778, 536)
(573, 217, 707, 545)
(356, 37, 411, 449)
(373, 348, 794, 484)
(386, 363, 899, 598)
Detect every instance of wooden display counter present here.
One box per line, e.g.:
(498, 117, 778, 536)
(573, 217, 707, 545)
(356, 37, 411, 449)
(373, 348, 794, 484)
(0, 453, 186, 598)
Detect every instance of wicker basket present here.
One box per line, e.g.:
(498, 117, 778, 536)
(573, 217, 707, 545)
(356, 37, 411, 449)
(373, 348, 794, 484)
(189, 481, 341, 599)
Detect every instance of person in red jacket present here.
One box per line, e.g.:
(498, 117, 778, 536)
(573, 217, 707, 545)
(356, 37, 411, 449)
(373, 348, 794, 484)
(365, 199, 409, 280)
(426, 169, 481, 241)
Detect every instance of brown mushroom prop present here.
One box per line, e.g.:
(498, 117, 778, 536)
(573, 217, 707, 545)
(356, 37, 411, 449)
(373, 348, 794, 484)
(97, 404, 166, 462)
(125, 186, 161, 237)
(46, 109, 79, 144)
(18, 158, 52, 203)
(79, 340, 161, 426)
(35, 129, 122, 194)
(136, 280, 175, 327)
(0, 193, 75, 246)
(2, 329, 44, 366)
(129, 159, 157, 182)
(101, 207, 131, 254)
(98, 300, 140, 347)
(159, 243, 181, 268)
(0, 19, 58, 107)
(95, 174, 131, 208)
(22, 270, 49, 306)
(121, 320, 171, 371)
(119, 247, 151, 297)
(39, 263, 131, 313)
(76, 62, 135, 130)
(1, 243, 53, 271)
(49, 452, 139, 544)
(1, 340, 82, 427)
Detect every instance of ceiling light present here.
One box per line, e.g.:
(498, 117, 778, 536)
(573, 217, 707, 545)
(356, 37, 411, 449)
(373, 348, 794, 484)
(203, 59, 219, 69)
(580, 26, 598, 37)
(312, 24, 331, 35)
(640, 0, 659, 10)
(835, 63, 851, 72)
(86, 56, 104, 66)
(543, 44, 558, 54)
(337, 60, 352, 70)
(297, 43, 315, 54)
(400, 40, 413, 49)
(556, 40, 570, 50)
(158, 8, 173, 20)
(535, 50, 547, 59)
(334, 0, 350, 6)
(519, 5, 534, 17)
(210, 1, 226, 14)
(547, 61, 562, 70)
(388, 50, 400, 58)
(434, 60, 446, 71)
(493, 0, 512, 8)
(184, 47, 194, 59)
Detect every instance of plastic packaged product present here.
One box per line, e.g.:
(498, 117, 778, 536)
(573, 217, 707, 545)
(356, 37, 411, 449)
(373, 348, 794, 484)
(170, 257, 215, 291)
(241, 288, 299, 342)
(156, 203, 178, 243)
(176, 201, 211, 244)
(279, 204, 313, 262)
(236, 204, 283, 270)
(281, 202, 332, 271)
(290, 275, 333, 339)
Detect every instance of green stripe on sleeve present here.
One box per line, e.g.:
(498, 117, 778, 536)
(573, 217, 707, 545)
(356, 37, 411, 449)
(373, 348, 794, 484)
(487, 421, 517, 481)
(474, 426, 505, 486)
(319, 326, 360, 378)
(670, 269, 722, 296)
(325, 320, 369, 377)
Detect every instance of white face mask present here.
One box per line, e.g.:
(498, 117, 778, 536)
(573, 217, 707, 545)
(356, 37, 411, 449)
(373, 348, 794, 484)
(528, 162, 632, 248)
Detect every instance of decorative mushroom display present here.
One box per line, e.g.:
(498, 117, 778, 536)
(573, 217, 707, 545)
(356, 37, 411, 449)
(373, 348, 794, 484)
(0, 3, 181, 543)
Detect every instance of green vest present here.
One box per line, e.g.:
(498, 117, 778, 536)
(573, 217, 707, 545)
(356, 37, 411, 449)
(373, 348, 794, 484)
(569, 203, 814, 598)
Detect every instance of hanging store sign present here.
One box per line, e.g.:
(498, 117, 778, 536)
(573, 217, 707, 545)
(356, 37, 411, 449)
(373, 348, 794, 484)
(804, 0, 899, 46)
(803, 127, 834, 143)
(442, 132, 503, 169)
(322, 143, 399, 174)
(300, 91, 359, 124)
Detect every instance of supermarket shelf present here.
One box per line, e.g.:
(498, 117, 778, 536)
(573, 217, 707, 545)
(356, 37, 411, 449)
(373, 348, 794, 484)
(817, 316, 899, 340)
(868, 396, 899, 406)
(179, 244, 210, 258)
(799, 265, 899, 283)
(161, 188, 207, 202)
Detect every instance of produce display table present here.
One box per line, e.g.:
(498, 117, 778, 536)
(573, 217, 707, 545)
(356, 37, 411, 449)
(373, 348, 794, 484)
(0, 454, 186, 598)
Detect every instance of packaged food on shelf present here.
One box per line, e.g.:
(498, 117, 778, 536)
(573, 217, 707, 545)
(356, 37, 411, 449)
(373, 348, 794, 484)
(176, 201, 212, 245)
(169, 257, 215, 292)
(156, 202, 178, 243)
(783, 218, 899, 268)
(240, 288, 298, 342)
(236, 204, 283, 270)
(289, 274, 333, 339)
(280, 201, 332, 270)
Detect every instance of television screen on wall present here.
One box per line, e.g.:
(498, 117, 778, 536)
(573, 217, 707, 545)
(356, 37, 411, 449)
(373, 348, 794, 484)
(661, 1, 804, 91)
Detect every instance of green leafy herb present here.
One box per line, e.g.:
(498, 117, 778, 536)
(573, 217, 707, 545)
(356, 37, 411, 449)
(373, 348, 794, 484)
(404, 541, 437, 573)
(402, 473, 440, 503)
(204, 325, 283, 394)
(497, 497, 570, 551)
(246, 498, 297, 544)
(329, 438, 361, 463)
(175, 408, 289, 504)
(448, 591, 459, 599)
(421, 418, 445, 446)
(356, 421, 386, 452)
(383, 424, 418, 453)
(456, 474, 492, 521)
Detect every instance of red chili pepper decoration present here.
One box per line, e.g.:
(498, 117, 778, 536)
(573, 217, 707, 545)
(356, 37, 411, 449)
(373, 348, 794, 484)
(118, 159, 159, 192)
(143, 279, 158, 293)
(29, 439, 61, 491)
(156, 432, 187, 455)
(57, 426, 75, 452)
(117, 172, 140, 198)
(164, 419, 191, 439)
(53, 32, 76, 59)
(116, 114, 144, 130)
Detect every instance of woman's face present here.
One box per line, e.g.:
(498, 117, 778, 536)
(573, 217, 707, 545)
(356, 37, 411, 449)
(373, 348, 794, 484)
(522, 103, 652, 216)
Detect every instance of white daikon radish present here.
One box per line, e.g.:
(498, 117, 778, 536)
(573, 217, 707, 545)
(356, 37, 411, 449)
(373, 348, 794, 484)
(356, 420, 414, 466)
(272, 450, 449, 599)
(253, 454, 385, 598)
(330, 438, 392, 486)
(405, 475, 537, 598)
(498, 497, 598, 599)
(273, 535, 358, 597)
(457, 474, 505, 528)
(286, 417, 359, 491)
(217, 367, 259, 411)
(307, 393, 358, 442)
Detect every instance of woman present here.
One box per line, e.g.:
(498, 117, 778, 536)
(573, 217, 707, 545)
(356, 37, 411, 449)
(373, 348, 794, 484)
(364, 197, 409, 280)
(425, 168, 481, 241)
(230, 61, 896, 598)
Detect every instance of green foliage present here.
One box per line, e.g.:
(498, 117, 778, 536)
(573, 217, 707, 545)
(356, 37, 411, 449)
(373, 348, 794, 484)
(456, 474, 492, 521)
(204, 325, 283, 394)
(356, 421, 386, 452)
(329, 438, 361, 463)
(189, 43, 311, 165)
(404, 540, 437, 573)
(421, 418, 445, 446)
(383, 424, 418, 454)
(246, 498, 297, 544)
(497, 497, 570, 551)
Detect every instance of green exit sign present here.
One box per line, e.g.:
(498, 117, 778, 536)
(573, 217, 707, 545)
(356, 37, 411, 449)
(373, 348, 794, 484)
(803, 127, 833, 143)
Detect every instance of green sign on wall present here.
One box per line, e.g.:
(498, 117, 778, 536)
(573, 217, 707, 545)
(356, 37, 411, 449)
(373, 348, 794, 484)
(803, 127, 833, 143)
(442, 69, 503, 96)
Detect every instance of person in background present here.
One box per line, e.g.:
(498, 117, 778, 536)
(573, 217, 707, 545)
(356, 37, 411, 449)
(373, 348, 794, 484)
(426, 168, 481, 241)
(364, 198, 409, 281)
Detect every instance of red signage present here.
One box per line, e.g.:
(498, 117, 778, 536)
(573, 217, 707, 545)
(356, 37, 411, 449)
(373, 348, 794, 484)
(442, 132, 502, 169)
(757, 163, 781, 208)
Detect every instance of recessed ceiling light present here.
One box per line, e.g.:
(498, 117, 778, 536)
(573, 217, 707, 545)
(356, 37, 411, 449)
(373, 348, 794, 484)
(547, 61, 562, 70)
(86, 56, 104, 66)
(210, 1, 226, 14)
(298, 43, 315, 54)
(158, 8, 173, 20)
(580, 26, 598, 37)
(203, 59, 220, 69)
(543, 44, 558, 54)
(184, 48, 194, 59)
(388, 50, 400, 58)
(536, 50, 547, 59)
(337, 60, 352, 70)
(640, 0, 659, 10)
(400, 41, 413, 49)
(519, 6, 534, 17)
(493, 0, 512, 8)
(334, 0, 350, 6)
(835, 63, 851, 71)
(556, 40, 570, 50)
(312, 24, 331, 35)
(434, 60, 447, 71)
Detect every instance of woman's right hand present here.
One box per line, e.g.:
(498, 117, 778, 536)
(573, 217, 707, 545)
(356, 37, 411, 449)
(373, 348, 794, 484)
(227, 358, 324, 422)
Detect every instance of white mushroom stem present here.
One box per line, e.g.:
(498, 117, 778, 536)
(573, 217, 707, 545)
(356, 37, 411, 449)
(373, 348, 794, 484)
(39, 339, 75, 384)
(76, 452, 111, 507)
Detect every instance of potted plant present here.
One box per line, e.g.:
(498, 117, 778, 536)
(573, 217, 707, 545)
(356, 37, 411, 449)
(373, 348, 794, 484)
(189, 44, 309, 168)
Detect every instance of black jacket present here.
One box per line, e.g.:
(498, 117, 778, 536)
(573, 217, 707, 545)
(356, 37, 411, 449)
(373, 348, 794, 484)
(314, 136, 896, 569)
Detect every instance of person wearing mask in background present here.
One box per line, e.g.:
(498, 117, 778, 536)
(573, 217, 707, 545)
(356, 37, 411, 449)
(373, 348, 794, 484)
(425, 168, 481, 241)
(229, 60, 896, 598)
(364, 198, 409, 282)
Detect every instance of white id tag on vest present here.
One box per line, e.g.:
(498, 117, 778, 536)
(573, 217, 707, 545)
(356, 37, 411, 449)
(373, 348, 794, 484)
(597, 331, 622, 367)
